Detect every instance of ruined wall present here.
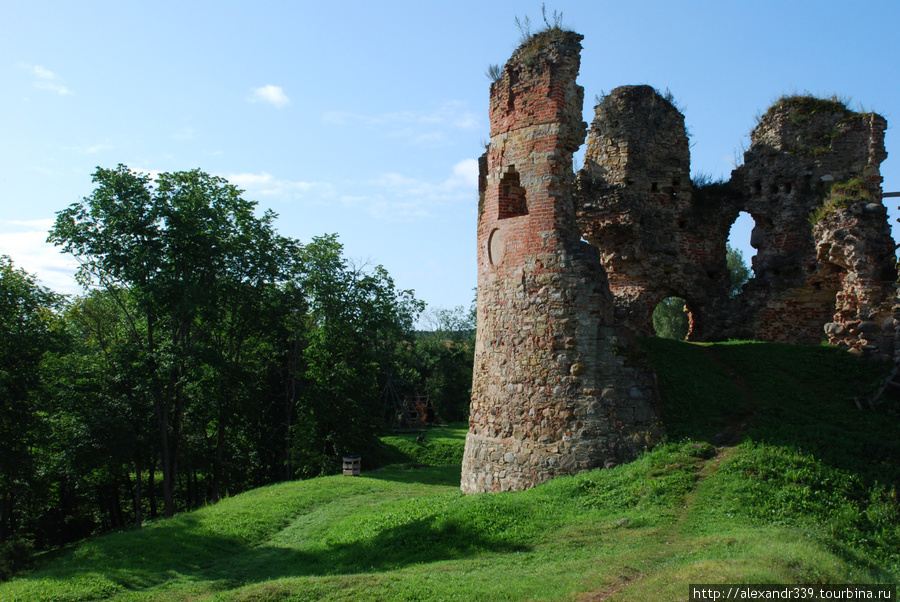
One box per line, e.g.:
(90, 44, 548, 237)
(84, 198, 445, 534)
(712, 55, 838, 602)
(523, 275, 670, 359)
(461, 32, 660, 495)
(577, 86, 737, 340)
(465, 30, 895, 495)
(813, 179, 896, 355)
(575, 91, 895, 352)
(736, 98, 892, 348)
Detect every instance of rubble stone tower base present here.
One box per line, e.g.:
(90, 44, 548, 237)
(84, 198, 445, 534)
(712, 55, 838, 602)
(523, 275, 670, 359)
(460, 31, 660, 494)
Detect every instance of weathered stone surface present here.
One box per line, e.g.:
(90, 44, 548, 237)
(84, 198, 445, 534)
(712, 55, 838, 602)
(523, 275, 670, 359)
(740, 99, 894, 349)
(463, 30, 896, 496)
(577, 85, 733, 340)
(576, 89, 895, 350)
(461, 32, 661, 495)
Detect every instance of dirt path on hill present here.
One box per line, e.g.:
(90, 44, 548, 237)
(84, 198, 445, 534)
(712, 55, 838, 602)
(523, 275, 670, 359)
(581, 347, 756, 601)
(581, 442, 742, 601)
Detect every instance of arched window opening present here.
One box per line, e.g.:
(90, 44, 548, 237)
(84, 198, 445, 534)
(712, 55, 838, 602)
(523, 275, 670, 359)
(652, 296, 691, 340)
(498, 166, 528, 219)
(727, 211, 756, 296)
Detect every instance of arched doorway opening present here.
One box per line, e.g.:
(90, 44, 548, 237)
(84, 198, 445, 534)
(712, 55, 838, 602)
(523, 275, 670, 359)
(652, 296, 691, 340)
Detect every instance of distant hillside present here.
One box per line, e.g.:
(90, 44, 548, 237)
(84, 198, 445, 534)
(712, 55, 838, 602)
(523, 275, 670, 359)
(2, 340, 897, 601)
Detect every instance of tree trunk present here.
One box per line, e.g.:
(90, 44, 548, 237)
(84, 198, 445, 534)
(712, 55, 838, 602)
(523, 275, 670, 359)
(284, 337, 299, 481)
(284, 376, 294, 481)
(166, 357, 187, 515)
(0, 477, 11, 542)
(184, 470, 193, 510)
(148, 456, 157, 519)
(133, 455, 143, 528)
(158, 403, 175, 518)
(112, 482, 125, 528)
(212, 415, 226, 503)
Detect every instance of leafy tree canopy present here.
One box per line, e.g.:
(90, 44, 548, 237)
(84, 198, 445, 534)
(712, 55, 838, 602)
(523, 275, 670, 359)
(47, 165, 300, 518)
(0, 256, 63, 544)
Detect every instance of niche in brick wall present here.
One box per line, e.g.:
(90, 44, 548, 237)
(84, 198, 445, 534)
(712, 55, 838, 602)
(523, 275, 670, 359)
(498, 166, 528, 219)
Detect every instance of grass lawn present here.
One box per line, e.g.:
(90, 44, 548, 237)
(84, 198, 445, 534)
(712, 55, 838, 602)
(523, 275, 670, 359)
(2, 340, 897, 601)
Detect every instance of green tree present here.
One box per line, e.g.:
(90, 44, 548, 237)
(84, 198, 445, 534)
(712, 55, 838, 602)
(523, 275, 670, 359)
(292, 235, 422, 477)
(420, 304, 475, 340)
(652, 297, 689, 340)
(48, 165, 297, 517)
(43, 290, 157, 532)
(0, 256, 62, 546)
(726, 243, 751, 298)
(396, 304, 475, 423)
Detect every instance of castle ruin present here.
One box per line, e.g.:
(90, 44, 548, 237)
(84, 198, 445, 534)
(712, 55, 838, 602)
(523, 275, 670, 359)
(461, 29, 895, 494)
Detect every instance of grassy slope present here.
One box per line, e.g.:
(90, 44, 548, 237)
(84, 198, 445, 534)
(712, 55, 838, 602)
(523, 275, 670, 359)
(2, 340, 898, 601)
(374, 422, 467, 468)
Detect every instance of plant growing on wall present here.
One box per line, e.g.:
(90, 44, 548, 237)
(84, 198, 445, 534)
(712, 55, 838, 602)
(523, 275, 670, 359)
(808, 177, 874, 225)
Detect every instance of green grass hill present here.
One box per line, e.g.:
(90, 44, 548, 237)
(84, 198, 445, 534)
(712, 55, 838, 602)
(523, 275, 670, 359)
(2, 339, 898, 601)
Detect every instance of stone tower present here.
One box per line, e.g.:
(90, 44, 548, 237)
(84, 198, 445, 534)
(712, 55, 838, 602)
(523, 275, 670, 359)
(460, 31, 660, 494)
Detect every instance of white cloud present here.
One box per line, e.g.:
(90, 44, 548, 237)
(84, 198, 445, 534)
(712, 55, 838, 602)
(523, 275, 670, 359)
(31, 66, 55, 79)
(62, 142, 114, 155)
(322, 101, 481, 147)
(86, 167, 323, 199)
(173, 127, 195, 140)
(223, 160, 477, 222)
(342, 158, 479, 221)
(10, 219, 55, 229)
(128, 167, 164, 181)
(29, 166, 59, 177)
(0, 220, 80, 295)
(225, 171, 333, 198)
(21, 64, 72, 95)
(248, 85, 290, 108)
(374, 158, 477, 200)
(451, 158, 479, 185)
(339, 194, 432, 221)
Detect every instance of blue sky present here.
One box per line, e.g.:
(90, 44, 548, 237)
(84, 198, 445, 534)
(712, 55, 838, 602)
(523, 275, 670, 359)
(3, 1, 899, 316)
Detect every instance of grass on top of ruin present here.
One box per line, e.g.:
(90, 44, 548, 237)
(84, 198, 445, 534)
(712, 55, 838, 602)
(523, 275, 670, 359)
(2, 339, 897, 600)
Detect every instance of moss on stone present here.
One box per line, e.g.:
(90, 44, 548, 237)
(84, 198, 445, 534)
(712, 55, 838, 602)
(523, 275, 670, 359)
(808, 177, 874, 225)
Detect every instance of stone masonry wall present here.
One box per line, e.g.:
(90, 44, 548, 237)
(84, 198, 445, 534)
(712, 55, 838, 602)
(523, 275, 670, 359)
(461, 31, 661, 495)
(814, 181, 897, 356)
(575, 91, 894, 351)
(464, 30, 895, 495)
(577, 86, 737, 340)
(737, 98, 893, 349)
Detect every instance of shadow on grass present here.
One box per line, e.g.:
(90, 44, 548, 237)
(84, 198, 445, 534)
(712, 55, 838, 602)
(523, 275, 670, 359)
(26, 512, 524, 594)
(24, 514, 265, 592)
(12, 467, 478, 595)
(641, 337, 899, 488)
(643, 338, 900, 577)
(372, 437, 465, 470)
(206, 516, 527, 587)
(362, 465, 461, 487)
